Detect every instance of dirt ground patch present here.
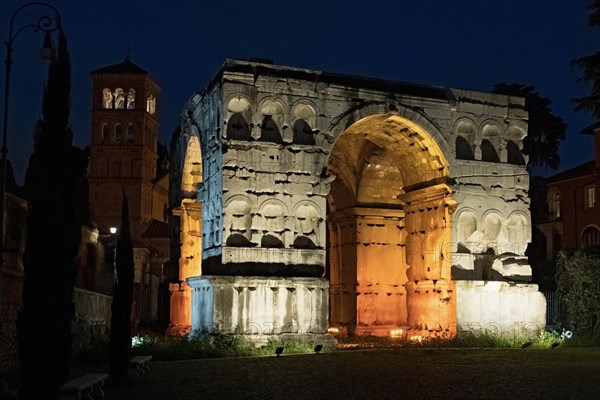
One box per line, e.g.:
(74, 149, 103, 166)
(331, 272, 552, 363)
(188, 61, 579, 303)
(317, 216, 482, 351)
(106, 348, 600, 400)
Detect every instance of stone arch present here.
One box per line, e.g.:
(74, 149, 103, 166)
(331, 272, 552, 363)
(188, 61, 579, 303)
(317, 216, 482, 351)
(481, 210, 503, 245)
(455, 208, 478, 246)
(258, 199, 288, 248)
(292, 200, 323, 249)
(326, 111, 455, 335)
(480, 121, 501, 162)
(454, 119, 477, 137)
(181, 136, 203, 197)
(327, 104, 453, 160)
(258, 99, 286, 130)
(506, 124, 526, 141)
(292, 102, 317, 128)
(226, 96, 252, 127)
(506, 211, 531, 254)
(224, 195, 255, 247)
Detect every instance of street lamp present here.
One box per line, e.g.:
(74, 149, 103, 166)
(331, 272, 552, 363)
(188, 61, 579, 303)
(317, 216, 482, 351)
(0, 1, 61, 370)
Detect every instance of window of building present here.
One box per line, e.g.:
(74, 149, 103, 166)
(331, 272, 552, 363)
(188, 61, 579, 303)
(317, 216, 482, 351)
(146, 95, 156, 115)
(114, 88, 125, 109)
(101, 123, 110, 143)
(547, 188, 561, 221)
(581, 226, 600, 248)
(553, 193, 561, 219)
(127, 88, 136, 109)
(103, 88, 113, 109)
(127, 123, 135, 143)
(585, 185, 596, 208)
(115, 123, 123, 144)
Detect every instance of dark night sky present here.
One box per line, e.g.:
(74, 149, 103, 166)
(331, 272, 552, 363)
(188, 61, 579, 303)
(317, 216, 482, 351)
(1, 0, 597, 184)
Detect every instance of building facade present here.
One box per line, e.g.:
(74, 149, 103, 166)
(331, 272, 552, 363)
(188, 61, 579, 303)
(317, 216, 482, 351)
(538, 126, 600, 261)
(169, 59, 546, 340)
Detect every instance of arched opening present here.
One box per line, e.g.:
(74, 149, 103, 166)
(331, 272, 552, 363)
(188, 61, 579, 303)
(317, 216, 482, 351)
(480, 139, 500, 162)
(114, 88, 125, 109)
(326, 113, 455, 337)
(581, 226, 600, 249)
(506, 140, 525, 165)
(292, 119, 315, 145)
(179, 134, 204, 281)
(547, 188, 561, 221)
(226, 113, 251, 141)
(455, 136, 474, 160)
(170, 133, 204, 332)
(127, 88, 136, 109)
(259, 115, 284, 144)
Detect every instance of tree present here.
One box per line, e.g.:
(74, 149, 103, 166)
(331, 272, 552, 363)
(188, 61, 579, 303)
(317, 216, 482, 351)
(555, 251, 600, 336)
(492, 83, 566, 170)
(109, 193, 135, 384)
(572, 0, 600, 119)
(18, 29, 88, 400)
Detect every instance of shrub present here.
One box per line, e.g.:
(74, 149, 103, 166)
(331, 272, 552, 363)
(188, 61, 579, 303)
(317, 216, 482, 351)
(555, 251, 600, 336)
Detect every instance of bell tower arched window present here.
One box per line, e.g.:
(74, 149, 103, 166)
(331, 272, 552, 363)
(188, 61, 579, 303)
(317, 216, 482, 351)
(146, 95, 156, 115)
(127, 88, 136, 109)
(103, 88, 113, 109)
(114, 88, 125, 109)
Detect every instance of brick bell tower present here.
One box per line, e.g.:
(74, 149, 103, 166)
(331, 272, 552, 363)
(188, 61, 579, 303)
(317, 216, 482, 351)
(89, 58, 161, 237)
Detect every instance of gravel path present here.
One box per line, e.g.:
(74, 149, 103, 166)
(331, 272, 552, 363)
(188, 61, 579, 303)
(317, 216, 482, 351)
(106, 348, 600, 400)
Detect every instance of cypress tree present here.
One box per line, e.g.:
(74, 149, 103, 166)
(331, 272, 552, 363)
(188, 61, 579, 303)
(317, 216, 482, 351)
(109, 193, 135, 384)
(18, 29, 88, 399)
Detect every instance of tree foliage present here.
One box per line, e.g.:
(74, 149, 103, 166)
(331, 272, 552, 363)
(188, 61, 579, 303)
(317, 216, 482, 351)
(571, 0, 600, 119)
(109, 194, 135, 384)
(555, 251, 600, 336)
(492, 83, 566, 170)
(18, 29, 89, 399)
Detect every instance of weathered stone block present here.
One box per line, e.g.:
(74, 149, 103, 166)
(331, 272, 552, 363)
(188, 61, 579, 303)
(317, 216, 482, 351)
(187, 276, 330, 342)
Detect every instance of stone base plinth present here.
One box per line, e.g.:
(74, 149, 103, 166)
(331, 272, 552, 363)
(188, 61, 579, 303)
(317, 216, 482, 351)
(167, 282, 192, 337)
(187, 275, 330, 342)
(455, 280, 546, 338)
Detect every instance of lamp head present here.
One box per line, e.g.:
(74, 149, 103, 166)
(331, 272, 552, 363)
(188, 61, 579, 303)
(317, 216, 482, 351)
(39, 32, 53, 61)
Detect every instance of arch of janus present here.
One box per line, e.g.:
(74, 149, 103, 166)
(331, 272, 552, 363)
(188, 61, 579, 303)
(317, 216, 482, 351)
(168, 60, 546, 343)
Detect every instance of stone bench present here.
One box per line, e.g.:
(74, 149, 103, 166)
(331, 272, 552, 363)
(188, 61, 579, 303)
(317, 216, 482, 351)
(60, 372, 108, 399)
(129, 355, 152, 376)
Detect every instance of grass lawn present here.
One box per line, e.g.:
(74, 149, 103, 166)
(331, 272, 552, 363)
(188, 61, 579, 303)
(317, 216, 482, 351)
(106, 347, 600, 400)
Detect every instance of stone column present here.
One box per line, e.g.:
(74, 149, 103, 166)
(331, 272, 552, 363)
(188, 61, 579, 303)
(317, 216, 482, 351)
(168, 199, 202, 335)
(402, 184, 457, 335)
(328, 207, 407, 336)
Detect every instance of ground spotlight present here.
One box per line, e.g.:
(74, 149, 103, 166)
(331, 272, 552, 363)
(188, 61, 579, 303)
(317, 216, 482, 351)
(563, 330, 573, 339)
(314, 344, 323, 354)
(551, 341, 560, 349)
(275, 346, 284, 356)
(521, 341, 532, 349)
